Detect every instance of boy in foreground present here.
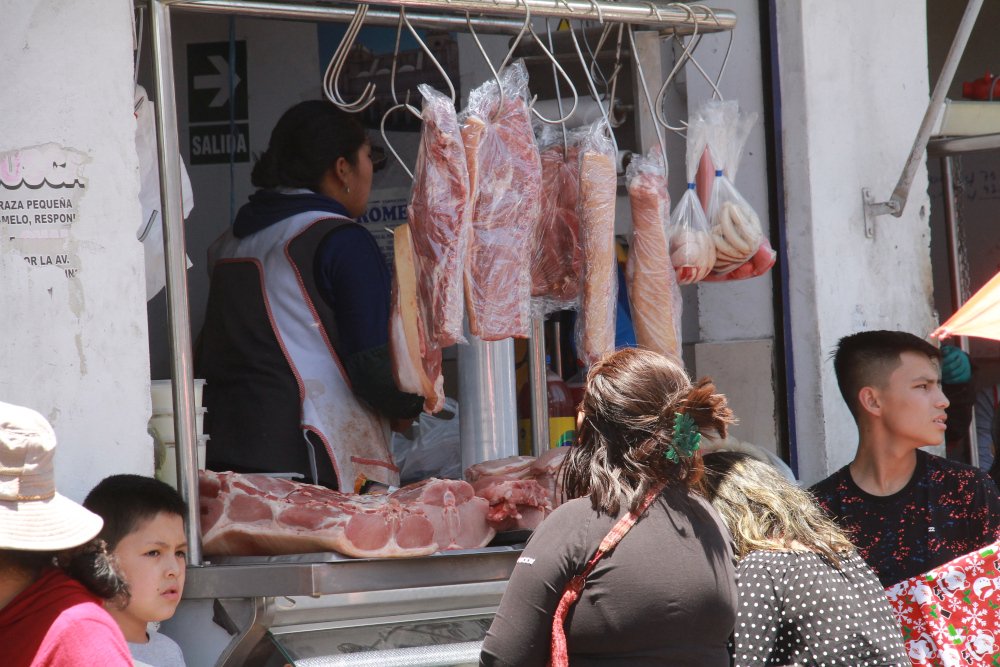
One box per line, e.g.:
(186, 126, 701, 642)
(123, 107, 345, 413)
(84, 474, 188, 667)
(811, 330, 1000, 588)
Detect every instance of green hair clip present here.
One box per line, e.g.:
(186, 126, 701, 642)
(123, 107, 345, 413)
(666, 412, 701, 463)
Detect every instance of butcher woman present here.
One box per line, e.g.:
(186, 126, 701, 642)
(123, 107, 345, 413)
(196, 100, 422, 492)
(479, 347, 738, 666)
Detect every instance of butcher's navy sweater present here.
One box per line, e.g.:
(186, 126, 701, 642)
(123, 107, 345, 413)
(231, 189, 422, 420)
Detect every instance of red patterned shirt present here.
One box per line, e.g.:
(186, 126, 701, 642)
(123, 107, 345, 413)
(811, 450, 1000, 588)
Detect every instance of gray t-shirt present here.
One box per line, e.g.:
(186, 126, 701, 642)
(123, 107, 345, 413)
(129, 629, 186, 667)
(480, 488, 738, 666)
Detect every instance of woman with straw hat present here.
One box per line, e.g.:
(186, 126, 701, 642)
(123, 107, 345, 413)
(0, 401, 133, 666)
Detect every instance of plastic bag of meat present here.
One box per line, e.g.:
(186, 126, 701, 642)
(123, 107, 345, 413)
(701, 100, 765, 275)
(460, 61, 543, 340)
(575, 120, 619, 368)
(625, 148, 683, 360)
(668, 113, 716, 284)
(407, 84, 472, 347)
(696, 145, 776, 282)
(530, 124, 582, 315)
(390, 223, 445, 413)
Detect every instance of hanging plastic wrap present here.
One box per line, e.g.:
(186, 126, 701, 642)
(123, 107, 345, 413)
(407, 84, 472, 348)
(668, 114, 716, 284)
(701, 100, 774, 278)
(576, 120, 618, 368)
(460, 61, 543, 341)
(625, 148, 682, 360)
(530, 124, 583, 315)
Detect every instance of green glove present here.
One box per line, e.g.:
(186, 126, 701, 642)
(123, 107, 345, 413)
(941, 345, 971, 384)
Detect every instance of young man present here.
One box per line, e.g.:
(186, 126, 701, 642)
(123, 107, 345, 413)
(811, 330, 1000, 587)
(84, 475, 188, 667)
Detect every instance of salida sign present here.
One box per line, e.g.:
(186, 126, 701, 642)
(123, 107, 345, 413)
(187, 41, 249, 165)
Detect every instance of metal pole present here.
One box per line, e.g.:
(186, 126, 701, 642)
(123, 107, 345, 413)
(165, 0, 736, 31)
(881, 0, 984, 217)
(170, 0, 525, 33)
(150, 0, 203, 565)
(529, 318, 550, 457)
(941, 155, 980, 468)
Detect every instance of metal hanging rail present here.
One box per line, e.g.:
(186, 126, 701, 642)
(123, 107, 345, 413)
(160, 0, 736, 32)
(168, 0, 525, 32)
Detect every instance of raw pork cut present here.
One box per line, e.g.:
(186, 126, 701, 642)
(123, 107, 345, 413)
(390, 223, 444, 413)
(625, 150, 682, 360)
(464, 455, 536, 483)
(465, 447, 570, 520)
(577, 124, 618, 367)
(531, 141, 582, 309)
(471, 477, 552, 532)
(461, 61, 542, 341)
(407, 85, 471, 348)
(199, 470, 492, 558)
(529, 446, 569, 507)
(390, 478, 496, 549)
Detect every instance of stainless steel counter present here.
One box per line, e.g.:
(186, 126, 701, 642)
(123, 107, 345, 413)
(182, 545, 523, 599)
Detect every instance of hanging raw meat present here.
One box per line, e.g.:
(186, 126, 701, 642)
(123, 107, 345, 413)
(576, 122, 619, 368)
(199, 470, 494, 558)
(389, 223, 444, 413)
(460, 61, 542, 341)
(625, 149, 682, 360)
(531, 135, 582, 312)
(407, 85, 472, 348)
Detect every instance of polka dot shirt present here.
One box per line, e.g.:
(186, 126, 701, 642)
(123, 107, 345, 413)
(732, 550, 908, 666)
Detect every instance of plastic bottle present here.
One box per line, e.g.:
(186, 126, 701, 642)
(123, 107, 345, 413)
(518, 356, 577, 455)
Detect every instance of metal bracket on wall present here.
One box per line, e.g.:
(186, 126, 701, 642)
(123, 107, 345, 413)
(863, 0, 983, 224)
(861, 187, 899, 239)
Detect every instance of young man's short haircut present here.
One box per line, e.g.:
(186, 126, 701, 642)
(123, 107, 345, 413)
(833, 330, 942, 418)
(83, 474, 187, 550)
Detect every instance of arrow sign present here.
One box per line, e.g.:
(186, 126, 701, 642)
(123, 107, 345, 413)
(194, 55, 240, 108)
(187, 41, 247, 124)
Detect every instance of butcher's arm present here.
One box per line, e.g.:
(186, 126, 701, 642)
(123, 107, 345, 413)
(479, 503, 590, 667)
(316, 226, 423, 420)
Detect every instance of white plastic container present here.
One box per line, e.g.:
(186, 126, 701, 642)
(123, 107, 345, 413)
(150, 378, 206, 413)
(149, 409, 206, 443)
(156, 436, 208, 491)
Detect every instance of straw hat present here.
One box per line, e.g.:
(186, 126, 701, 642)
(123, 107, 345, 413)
(0, 401, 104, 551)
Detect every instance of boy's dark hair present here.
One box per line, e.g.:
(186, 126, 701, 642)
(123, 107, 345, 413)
(83, 475, 187, 550)
(833, 330, 942, 418)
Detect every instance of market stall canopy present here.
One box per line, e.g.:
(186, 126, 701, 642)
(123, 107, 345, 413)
(932, 270, 1000, 341)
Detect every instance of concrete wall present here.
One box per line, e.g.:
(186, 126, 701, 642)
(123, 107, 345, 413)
(0, 1, 150, 500)
(776, 1, 936, 483)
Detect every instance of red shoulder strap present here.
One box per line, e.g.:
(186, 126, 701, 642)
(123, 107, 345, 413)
(548, 481, 667, 667)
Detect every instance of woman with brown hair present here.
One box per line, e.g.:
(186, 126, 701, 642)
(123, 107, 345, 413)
(479, 347, 738, 666)
(701, 451, 907, 666)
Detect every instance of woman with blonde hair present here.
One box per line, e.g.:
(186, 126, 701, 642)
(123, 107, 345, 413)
(480, 347, 738, 666)
(701, 451, 907, 666)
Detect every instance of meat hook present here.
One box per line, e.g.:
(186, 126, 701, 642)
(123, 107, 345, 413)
(322, 5, 377, 113)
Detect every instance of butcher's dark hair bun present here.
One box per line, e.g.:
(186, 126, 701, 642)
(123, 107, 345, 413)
(251, 100, 368, 191)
